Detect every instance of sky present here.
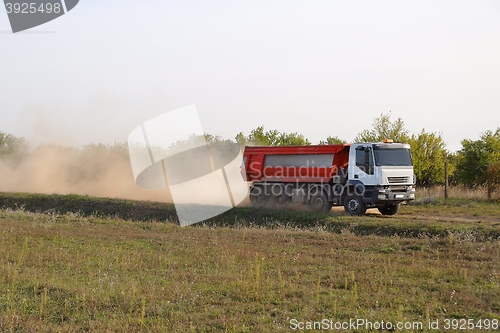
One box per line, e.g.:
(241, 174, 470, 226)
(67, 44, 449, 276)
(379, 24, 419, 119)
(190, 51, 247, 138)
(1, 0, 499, 152)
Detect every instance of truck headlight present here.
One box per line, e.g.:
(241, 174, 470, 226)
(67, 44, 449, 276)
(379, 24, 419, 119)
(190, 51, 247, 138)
(378, 194, 387, 200)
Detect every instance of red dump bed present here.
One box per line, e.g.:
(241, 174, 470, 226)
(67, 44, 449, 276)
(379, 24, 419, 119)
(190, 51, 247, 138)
(242, 144, 350, 183)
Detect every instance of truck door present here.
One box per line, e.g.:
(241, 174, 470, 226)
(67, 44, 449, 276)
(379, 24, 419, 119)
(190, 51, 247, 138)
(349, 145, 377, 186)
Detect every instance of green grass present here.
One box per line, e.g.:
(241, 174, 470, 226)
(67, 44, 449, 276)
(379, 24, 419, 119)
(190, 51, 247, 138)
(406, 197, 500, 218)
(0, 192, 499, 332)
(0, 192, 178, 223)
(0, 208, 499, 332)
(1, 192, 499, 239)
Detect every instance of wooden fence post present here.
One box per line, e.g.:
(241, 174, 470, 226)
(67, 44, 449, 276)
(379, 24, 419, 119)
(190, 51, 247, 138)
(444, 161, 449, 199)
(487, 162, 492, 201)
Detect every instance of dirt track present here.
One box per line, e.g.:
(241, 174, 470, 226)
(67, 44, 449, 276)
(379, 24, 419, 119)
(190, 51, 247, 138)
(329, 206, 500, 224)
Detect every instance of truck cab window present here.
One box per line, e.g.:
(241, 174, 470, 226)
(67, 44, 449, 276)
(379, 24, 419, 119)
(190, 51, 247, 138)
(356, 147, 374, 175)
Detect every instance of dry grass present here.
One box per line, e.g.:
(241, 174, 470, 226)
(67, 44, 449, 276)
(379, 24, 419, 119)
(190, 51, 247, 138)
(416, 186, 499, 201)
(0, 207, 499, 332)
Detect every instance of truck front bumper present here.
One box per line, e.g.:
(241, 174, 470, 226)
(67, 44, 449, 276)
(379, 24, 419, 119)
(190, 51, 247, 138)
(375, 186, 415, 202)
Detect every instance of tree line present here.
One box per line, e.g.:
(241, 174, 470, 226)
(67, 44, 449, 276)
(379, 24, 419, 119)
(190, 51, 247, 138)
(234, 113, 499, 191)
(1, 113, 499, 192)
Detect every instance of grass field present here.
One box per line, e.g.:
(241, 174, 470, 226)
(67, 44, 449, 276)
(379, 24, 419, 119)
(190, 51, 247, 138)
(0, 192, 499, 332)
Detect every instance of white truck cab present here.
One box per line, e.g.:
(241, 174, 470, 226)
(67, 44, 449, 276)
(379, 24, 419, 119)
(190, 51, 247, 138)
(344, 140, 416, 215)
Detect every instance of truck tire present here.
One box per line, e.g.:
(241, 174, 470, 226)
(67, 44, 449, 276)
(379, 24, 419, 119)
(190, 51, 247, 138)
(250, 187, 268, 208)
(344, 194, 367, 216)
(269, 185, 288, 209)
(378, 203, 399, 216)
(309, 191, 332, 212)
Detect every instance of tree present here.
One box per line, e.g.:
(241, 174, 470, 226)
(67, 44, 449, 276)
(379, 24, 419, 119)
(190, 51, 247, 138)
(455, 128, 500, 190)
(355, 114, 450, 186)
(235, 132, 246, 147)
(0, 132, 30, 155)
(407, 129, 448, 186)
(245, 126, 279, 146)
(318, 136, 346, 145)
(236, 126, 310, 146)
(275, 132, 310, 146)
(0, 132, 30, 166)
(354, 112, 409, 143)
(203, 133, 224, 144)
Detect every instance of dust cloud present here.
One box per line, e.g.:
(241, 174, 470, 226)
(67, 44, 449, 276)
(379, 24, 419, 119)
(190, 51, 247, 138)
(1, 97, 254, 205)
(0, 140, 253, 206)
(0, 143, 173, 202)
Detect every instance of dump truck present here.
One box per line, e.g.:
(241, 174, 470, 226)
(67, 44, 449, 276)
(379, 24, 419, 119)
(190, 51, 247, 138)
(241, 140, 415, 215)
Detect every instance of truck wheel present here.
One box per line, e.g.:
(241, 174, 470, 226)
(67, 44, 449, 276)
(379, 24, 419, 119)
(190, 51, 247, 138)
(309, 191, 332, 212)
(378, 203, 399, 216)
(268, 185, 288, 209)
(270, 192, 288, 209)
(250, 187, 267, 208)
(344, 195, 367, 216)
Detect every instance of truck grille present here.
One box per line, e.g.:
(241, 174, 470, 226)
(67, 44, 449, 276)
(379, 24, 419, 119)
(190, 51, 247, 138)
(388, 176, 409, 184)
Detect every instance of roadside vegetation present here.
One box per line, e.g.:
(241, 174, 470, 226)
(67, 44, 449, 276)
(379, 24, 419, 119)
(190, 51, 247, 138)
(0, 202, 499, 332)
(1, 192, 499, 240)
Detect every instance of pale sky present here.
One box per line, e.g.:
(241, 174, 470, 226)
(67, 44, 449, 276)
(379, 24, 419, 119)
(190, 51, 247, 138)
(1, 0, 499, 152)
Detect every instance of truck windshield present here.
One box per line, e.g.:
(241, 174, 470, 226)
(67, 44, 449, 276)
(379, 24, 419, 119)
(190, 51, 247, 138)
(373, 148, 412, 166)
